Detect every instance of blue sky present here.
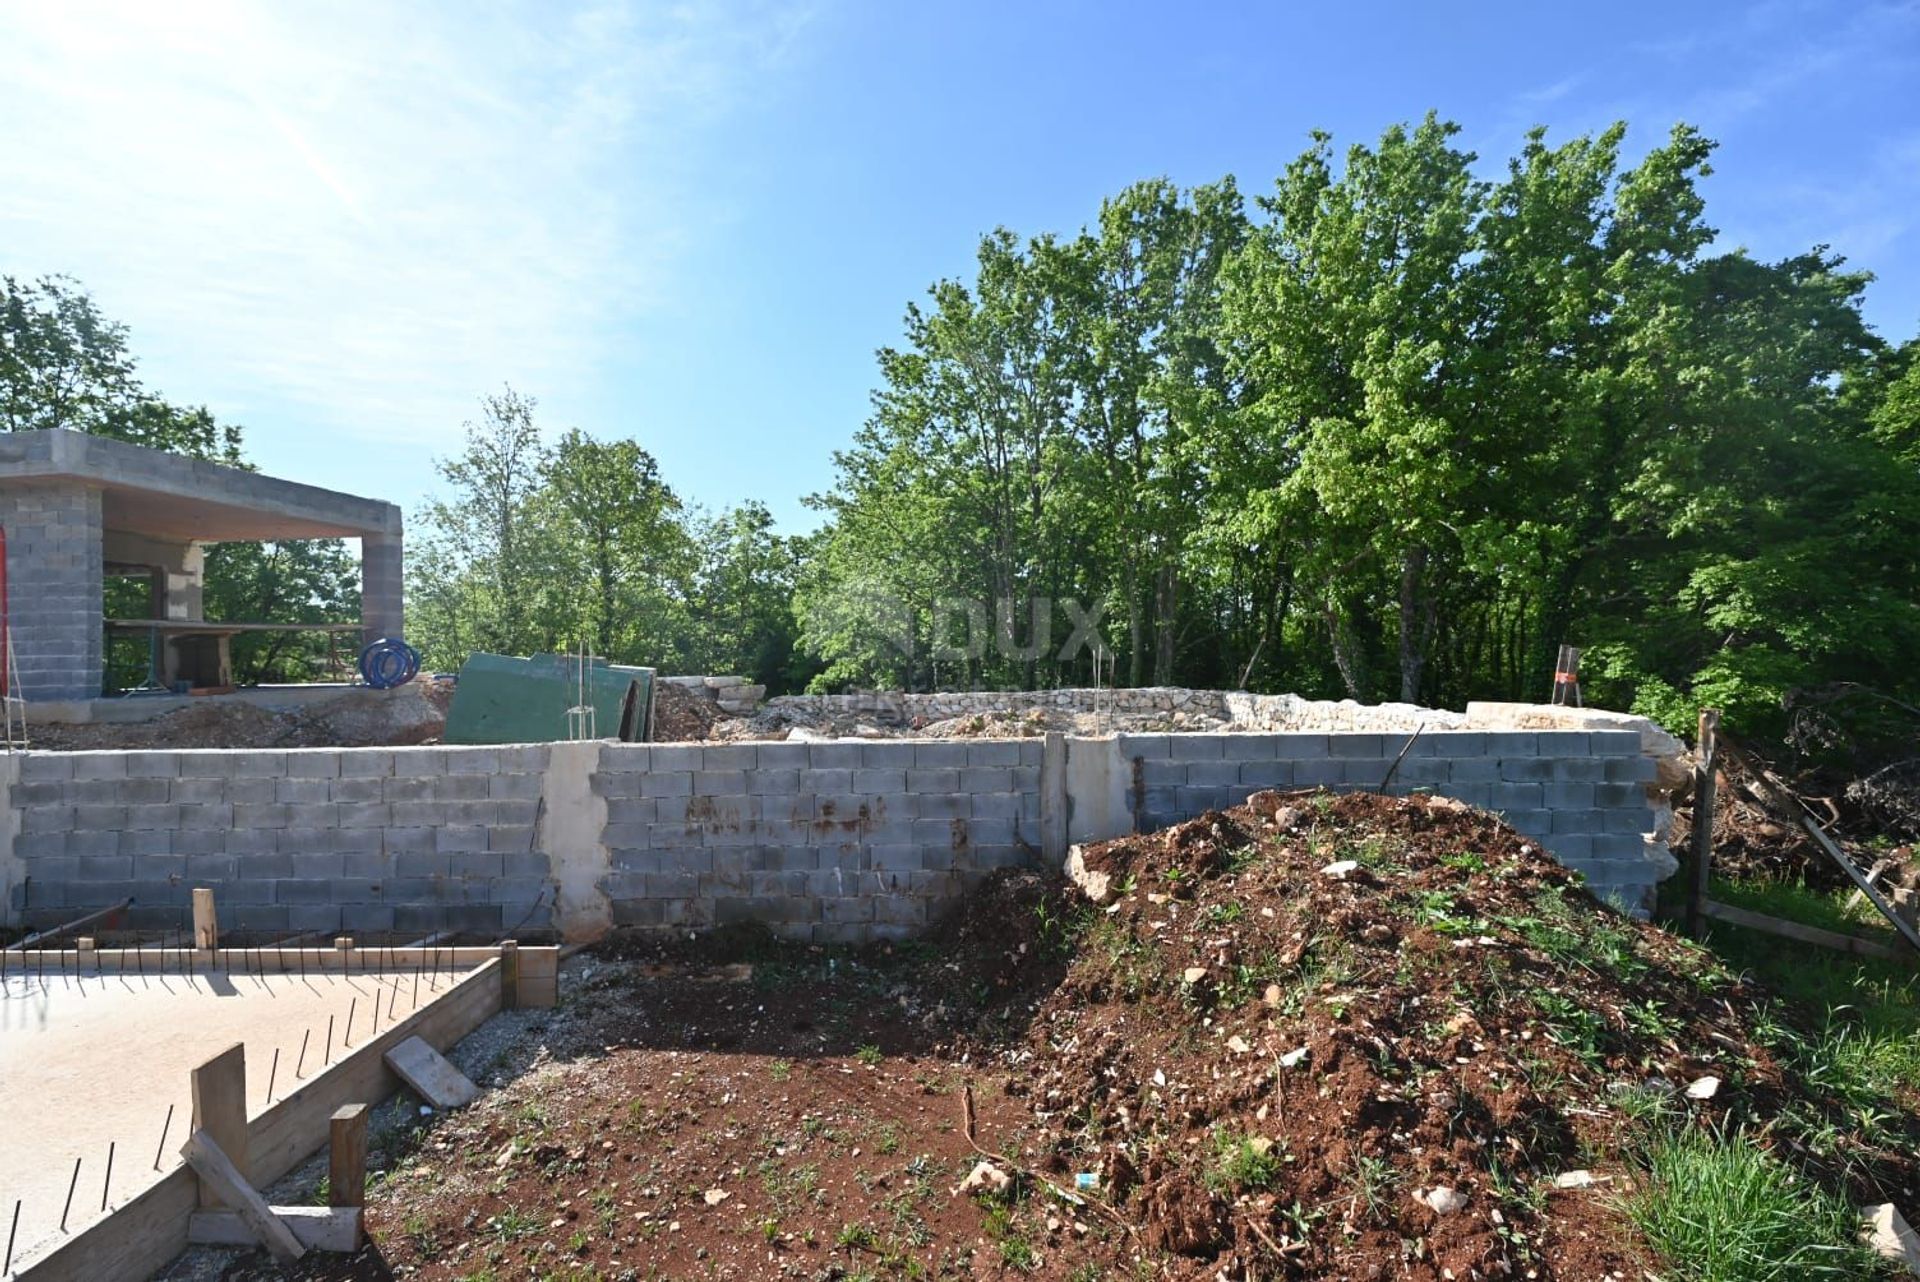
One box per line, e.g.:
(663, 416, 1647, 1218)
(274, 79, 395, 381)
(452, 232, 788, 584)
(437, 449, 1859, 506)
(2, 0, 1916, 532)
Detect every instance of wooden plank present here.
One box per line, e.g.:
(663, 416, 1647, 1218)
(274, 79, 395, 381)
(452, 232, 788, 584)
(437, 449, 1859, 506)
(178, 1130, 304, 1263)
(9, 944, 533, 973)
(1688, 708, 1719, 939)
(188, 1207, 363, 1252)
(247, 959, 501, 1184)
(190, 1044, 247, 1209)
(384, 1035, 480, 1108)
(1700, 899, 1911, 963)
(192, 888, 219, 952)
(15, 1169, 196, 1282)
(328, 1105, 369, 1210)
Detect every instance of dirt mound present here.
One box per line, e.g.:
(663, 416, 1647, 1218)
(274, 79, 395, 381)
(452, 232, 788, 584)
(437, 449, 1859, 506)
(25, 681, 447, 751)
(649, 679, 729, 741)
(1000, 789, 1917, 1279)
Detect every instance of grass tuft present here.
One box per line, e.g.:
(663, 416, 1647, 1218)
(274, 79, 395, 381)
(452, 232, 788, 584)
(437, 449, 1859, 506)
(1624, 1124, 1885, 1282)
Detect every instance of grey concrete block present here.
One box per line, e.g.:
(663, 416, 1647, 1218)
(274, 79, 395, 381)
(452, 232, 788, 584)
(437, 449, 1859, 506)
(382, 827, 436, 854)
(445, 748, 500, 775)
(1550, 808, 1605, 835)
(1492, 783, 1544, 811)
(1534, 731, 1591, 755)
(20, 754, 74, 782)
(968, 740, 1029, 766)
(858, 742, 918, 769)
(338, 750, 395, 778)
(382, 776, 435, 803)
(912, 742, 970, 769)
(1604, 807, 1654, 834)
(234, 803, 295, 829)
(433, 773, 491, 801)
(702, 745, 758, 771)
(1545, 782, 1596, 809)
(1167, 735, 1224, 761)
(1483, 732, 1538, 757)
(274, 879, 335, 904)
(754, 743, 812, 770)
(695, 767, 744, 794)
(1589, 730, 1642, 756)
(1499, 757, 1557, 781)
(389, 749, 448, 777)
(648, 745, 703, 772)
(447, 852, 505, 880)
(72, 803, 129, 830)
(70, 753, 129, 780)
(797, 768, 852, 794)
(1185, 761, 1243, 787)
(19, 804, 74, 834)
(275, 778, 333, 804)
(225, 778, 277, 804)
(842, 768, 902, 795)
(488, 772, 543, 800)
(1550, 757, 1610, 783)
(906, 767, 959, 792)
(1291, 760, 1346, 789)
(640, 771, 693, 798)
(1446, 758, 1501, 783)
(338, 903, 395, 933)
(117, 828, 172, 857)
(284, 751, 341, 778)
(1605, 757, 1658, 784)
(747, 769, 801, 795)
(434, 825, 489, 854)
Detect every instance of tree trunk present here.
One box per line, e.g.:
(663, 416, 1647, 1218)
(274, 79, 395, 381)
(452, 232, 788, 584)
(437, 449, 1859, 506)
(1153, 560, 1177, 686)
(1398, 545, 1428, 704)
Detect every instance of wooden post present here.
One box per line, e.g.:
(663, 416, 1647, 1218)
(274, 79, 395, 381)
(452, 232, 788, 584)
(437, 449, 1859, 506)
(499, 940, 520, 1011)
(190, 1044, 247, 1209)
(1688, 708, 1719, 938)
(192, 888, 219, 953)
(328, 1105, 369, 1214)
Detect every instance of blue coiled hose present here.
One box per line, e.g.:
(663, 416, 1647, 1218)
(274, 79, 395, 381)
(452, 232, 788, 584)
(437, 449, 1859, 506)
(358, 637, 420, 689)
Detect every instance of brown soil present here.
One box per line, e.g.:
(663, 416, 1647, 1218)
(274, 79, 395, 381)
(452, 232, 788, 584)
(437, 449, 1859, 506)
(650, 681, 730, 742)
(211, 792, 1920, 1281)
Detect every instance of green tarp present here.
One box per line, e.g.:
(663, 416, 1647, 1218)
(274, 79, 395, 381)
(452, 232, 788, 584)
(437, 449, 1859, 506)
(443, 652, 654, 745)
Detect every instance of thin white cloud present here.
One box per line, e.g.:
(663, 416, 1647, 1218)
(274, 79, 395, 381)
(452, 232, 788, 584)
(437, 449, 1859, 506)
(0, 0, 812, 458)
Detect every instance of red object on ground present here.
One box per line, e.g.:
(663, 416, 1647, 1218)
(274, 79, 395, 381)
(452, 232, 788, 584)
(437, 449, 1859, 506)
(1, 523, 10, 697)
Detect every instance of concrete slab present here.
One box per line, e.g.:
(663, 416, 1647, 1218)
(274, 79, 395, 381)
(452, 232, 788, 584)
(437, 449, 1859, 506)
(0, 961, 467, 1270)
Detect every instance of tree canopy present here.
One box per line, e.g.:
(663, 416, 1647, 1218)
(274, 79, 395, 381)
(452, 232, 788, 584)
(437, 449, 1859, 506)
(800, 115, 1920, 734)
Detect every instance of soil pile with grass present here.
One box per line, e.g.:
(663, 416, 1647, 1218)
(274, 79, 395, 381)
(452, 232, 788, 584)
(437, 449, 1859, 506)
(1002, 789, 1912, 1279)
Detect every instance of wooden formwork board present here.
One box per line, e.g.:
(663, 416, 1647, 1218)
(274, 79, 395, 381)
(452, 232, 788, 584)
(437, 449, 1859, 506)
(0, 945, 557, 1007)
(15, 958, 506, 1282)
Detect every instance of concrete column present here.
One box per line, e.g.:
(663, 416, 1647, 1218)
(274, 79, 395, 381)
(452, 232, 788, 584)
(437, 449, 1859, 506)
(360, 529, 404, 645)
(0, 482, 104, 700)
(103, 530, 204, 621)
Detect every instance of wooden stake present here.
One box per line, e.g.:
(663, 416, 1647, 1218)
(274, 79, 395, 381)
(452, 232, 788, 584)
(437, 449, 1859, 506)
(192, 889, 219, 953)
(1687, 708, 1719, 939)
(328, 1105, 369, 1211)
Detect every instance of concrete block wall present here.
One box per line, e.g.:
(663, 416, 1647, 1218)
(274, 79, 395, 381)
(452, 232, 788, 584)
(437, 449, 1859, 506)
(0, 717, 1679, 940)
(0, 483, 104, 700)
(591, 738, 1044, 942)
(4, 745, 553, 935)
(1119, 729, 1674, 911)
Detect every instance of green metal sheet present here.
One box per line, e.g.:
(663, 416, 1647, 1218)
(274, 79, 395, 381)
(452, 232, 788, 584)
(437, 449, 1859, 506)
(444, 652, 654, 745)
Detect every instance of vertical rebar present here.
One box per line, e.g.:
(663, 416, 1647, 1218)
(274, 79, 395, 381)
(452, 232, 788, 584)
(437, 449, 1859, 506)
(5, 1198, 18, 1273)
(59, 1157, 79, 1230)
(345, 997, 356, 1047)
(324, 1014, 334, 1065)
(152, 1104, 174, 1170)
(267, 1047, 280, 1103)
(296, 1029, 310, 1078)
(101, 1141, 114, 1211)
